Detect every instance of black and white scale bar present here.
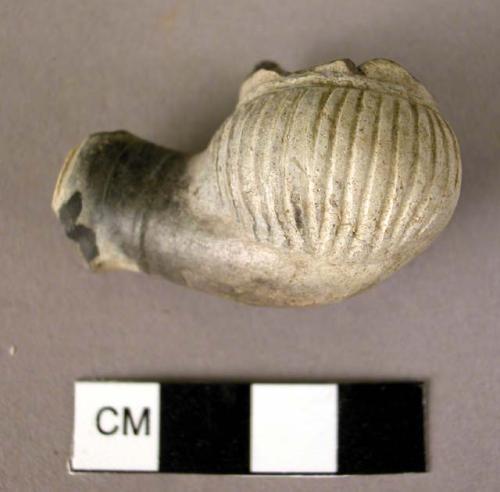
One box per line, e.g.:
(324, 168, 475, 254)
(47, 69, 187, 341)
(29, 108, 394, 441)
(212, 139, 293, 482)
(71, 381, 425, 475)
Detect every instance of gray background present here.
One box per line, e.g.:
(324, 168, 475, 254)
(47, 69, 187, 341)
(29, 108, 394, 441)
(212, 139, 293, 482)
(1, 0, 499, 490)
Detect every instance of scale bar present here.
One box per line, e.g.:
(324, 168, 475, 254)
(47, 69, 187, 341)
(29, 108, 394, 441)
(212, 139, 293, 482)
(72, 381, 425, 475)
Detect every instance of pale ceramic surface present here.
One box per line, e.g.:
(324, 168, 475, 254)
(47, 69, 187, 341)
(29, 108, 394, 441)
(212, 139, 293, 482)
(53, 59, 461, 306)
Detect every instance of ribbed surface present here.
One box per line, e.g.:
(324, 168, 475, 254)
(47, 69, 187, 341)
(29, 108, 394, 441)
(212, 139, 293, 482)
(212, 86, 460, 259)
